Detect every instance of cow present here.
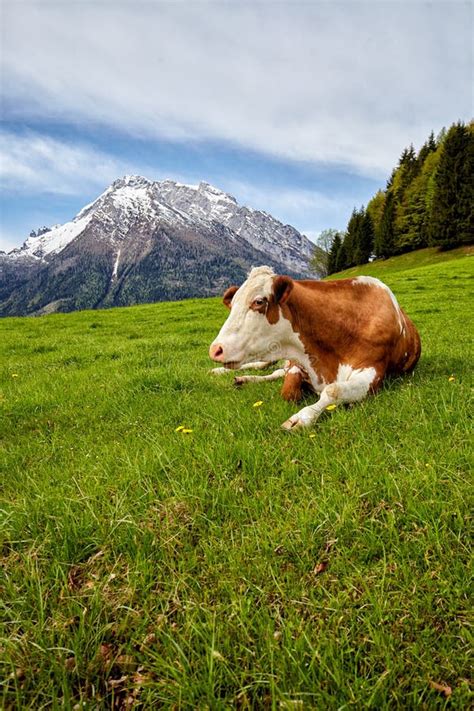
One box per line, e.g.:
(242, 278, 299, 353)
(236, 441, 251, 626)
(209, 266, 421, 429)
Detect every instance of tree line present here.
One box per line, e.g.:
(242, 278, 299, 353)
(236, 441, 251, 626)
(311, 121, 473, 276)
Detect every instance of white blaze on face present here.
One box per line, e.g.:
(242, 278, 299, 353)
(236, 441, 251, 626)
(210, 266, 297, 366)
(211, 266, 275, 364)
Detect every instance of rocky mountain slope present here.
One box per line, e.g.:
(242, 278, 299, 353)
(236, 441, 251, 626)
(0, 176, 315, 316)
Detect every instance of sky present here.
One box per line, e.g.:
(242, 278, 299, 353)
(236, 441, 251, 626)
(1, 0, 472, 252)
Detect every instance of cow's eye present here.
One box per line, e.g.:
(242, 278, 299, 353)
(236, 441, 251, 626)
(252, 297, 266, 308)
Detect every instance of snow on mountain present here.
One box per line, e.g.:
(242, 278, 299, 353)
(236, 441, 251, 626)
(9, 175, 314, 274)
(21, 214, 94, 259)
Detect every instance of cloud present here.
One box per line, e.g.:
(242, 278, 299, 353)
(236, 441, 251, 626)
(2, 1, 472, 177)
(0, 130, 150, 194)
(223, 179, 340, 214)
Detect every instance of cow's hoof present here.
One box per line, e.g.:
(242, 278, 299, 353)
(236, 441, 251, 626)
(234, 377, 245, 387)
(210, 367, 228, 375)
(281, 417, 301, 430)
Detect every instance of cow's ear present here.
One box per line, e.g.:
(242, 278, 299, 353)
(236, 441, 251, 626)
(273, 275, 294, 305)
(223, 285, 239, 309)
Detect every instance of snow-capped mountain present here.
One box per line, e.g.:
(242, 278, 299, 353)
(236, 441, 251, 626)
(0, 175, 315, 316)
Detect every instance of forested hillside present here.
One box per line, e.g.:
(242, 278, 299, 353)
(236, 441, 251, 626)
(326, 121, 473, 275)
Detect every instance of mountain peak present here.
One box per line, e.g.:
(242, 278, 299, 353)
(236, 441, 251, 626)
(8, 175, 314, 274)
(1, 175, 316, 316)
(111, 175, 152, 190)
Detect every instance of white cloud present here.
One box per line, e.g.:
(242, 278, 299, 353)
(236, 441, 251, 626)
(2, 1, 472, 177)
(223, 179, 340, 213)
(0, 129, 345, 214)
(0, 131, 146, 194)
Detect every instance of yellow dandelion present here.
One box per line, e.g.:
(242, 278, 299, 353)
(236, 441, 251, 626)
(448, 376, 455, 382)
(182, 428, 193, 434)
(326, 404, 337, 411)
(309, 433, 316, 439)
(253, 401, 264, 408)
(175, 425, 185, 432)
(11, 373, 19, 378)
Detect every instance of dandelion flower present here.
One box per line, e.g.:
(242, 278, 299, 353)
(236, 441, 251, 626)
(253, 401, 264, 408)
(11, 374, 19, 378)
(309, 433, 316, 439)
(182, 428, 193, 434)
(448, 376, 455, 382)
(175, 425, 185, 432)
(326, 404, 337, 411)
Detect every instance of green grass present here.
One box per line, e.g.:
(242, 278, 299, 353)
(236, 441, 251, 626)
(329, 245, 473, 280)
(1, 248, 473, 709)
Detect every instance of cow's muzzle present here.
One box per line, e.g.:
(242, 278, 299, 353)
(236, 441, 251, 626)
(209, 344, 225, 362)
(209, 344, 241, 369)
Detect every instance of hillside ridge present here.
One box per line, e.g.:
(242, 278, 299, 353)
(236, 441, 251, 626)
(326, 245, 473, 281)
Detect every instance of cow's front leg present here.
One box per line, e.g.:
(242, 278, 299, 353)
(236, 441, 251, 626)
(234, 368, 286, 386)
(210, 360, 275, 375)
(281, 365, 378, 430)
(280, 365, 306, 402)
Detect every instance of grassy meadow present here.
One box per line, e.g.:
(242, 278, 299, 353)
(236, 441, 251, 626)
(1, 247, 473, 709)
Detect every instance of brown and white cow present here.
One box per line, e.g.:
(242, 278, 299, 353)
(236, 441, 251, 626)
(209, 266, 421, 429)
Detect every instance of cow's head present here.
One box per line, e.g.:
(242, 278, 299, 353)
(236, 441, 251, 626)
(209, 266, 295, 368)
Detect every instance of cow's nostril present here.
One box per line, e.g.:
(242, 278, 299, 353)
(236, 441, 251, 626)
(210, 344, 224, 361)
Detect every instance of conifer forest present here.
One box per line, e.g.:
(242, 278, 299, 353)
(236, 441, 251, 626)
(326, 121, 473, 275)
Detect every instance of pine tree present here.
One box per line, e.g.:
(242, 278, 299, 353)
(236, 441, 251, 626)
(398, 144, 419, 191)
(366, 190, 386, 238)
(457, 121, 474, 245)
(343, 208, 363, 267)
(386, 169, 396, 189)
(417, 133, 437, 168)
(391, 143, 422, 251)
(351, 207, 363, 265)
(436, 127, 447, 146)
(375, 191, 396, 257)
(401, 149, 441, 250)
(406, 143, 417, 166)
(327, 232, 342, 275)
(400, 174, 427, 251)
(429, 122, 474, 248)
(355, 212, 374, 264)
(423, 149, 442, 242)
(336, 237, 348, 272)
